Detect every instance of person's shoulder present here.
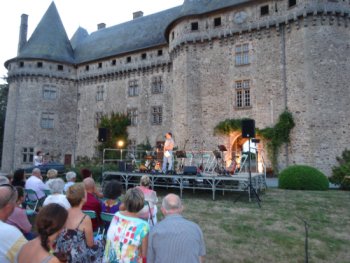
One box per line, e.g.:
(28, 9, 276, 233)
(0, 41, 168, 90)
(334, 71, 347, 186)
(0, 221, 24, 236)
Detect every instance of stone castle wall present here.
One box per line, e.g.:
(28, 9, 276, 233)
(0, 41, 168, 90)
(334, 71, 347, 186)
(3, 0, 350, 175)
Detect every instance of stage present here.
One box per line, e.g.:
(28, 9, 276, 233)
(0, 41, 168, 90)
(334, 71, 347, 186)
(102, 171, 266, 200)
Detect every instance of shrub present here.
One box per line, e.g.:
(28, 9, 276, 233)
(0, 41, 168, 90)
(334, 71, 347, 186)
(278, 165, 328, 190)
(329, 149, 350, 190)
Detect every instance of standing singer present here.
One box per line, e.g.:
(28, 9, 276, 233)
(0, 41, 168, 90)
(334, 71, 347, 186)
(162, 132, 174, 174)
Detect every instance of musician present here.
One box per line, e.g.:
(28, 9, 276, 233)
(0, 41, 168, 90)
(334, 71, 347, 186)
(162, 132, 174, 174)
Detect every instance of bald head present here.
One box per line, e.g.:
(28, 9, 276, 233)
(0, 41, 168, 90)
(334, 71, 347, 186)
(83, 177, 96, 193)
(32, 168, 42, 178)
(0, 185, 17, 220)
(161, 194, 183, 215)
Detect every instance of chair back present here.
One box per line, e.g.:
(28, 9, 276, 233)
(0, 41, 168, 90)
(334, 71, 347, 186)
(83, 210, 97, 219)
(100, 212, 114, 223)
(43, 189, 51, 196)
(24, 189, 39, 211)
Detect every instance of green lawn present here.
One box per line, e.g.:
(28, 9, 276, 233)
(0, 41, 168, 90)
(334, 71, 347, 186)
(155, 188, 350, 263)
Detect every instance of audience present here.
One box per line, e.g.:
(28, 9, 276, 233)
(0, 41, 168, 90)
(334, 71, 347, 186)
(0, 184, 27, 263)
(6, 186, 34, 240)
(147, 193, 206, 263)
(45, 169, 58, 187)
(104, 188, 149, 262)
(25, 168, 48, 203)
(55, 183, 104, 262)
(0, 175, 10, 185)
(101, 180, 123, 214)
(64, 171, 77, 192)
(80, 168, 103, 198)
(43, 178, 71, 209)
(16, 203, 68, 263)
(82, 177, 102, 231)
(12, 169, 26, 187)
(137, 175, 158, 226)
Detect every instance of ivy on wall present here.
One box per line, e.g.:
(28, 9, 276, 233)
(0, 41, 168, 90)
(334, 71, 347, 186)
(214, 111, 295, 173)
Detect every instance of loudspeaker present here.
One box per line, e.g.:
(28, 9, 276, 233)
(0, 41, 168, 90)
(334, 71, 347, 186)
(242, 119, 255, 138)
(98, 128, 108, 142)
(183, 166, 198, 175)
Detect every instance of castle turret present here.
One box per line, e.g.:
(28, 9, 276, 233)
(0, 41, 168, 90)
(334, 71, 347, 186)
(17, 14, 28, 54)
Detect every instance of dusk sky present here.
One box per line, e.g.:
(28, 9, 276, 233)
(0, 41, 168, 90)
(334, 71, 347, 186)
(0, 0, 184, 84)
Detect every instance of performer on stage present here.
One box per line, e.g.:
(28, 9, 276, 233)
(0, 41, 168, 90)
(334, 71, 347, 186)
(162, 132, 174, 174)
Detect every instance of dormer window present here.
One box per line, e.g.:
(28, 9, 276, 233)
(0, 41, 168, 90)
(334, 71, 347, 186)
(19, 61, 24, 68)
(85, 65, 90, 71)
(157, 50, 163, 56)
(141, 53, 147, 60)
(57, 65, 63, 71)
(37, 62, 43, 68)
(126, 56, 131, 63)
(98, 62, 102, 68)
(111, 59, 116, 66)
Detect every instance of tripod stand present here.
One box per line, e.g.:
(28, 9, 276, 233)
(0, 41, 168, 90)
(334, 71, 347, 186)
(234, 138, 262, 207)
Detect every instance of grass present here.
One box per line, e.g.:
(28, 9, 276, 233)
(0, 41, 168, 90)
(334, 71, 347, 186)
(154, 188, 350, 263)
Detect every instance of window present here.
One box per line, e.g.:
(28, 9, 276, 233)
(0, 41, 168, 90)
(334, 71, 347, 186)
(235, 80, 251, 108)
(260, 5, 269, 16)
(288, 0, 297, 7)
(19, 61, 24, 68)
(85, 65, 89, 71)
(235, 43, 250, 66)
(157, 50, 163, 56)
(151, 106, 162, 125)
(151, 76, 163, 94)
(37, 62, 43, 68)
(96, 85, 104, 101)
(127, 108, 138, 126)
(128, 80, 139, 97)
(141, 53, 147, 60)
(41, 112, 54, 129)
(98, 62, 102, 68)
(111, 59, 116, 66)
(42, 85, 57, 100)
(214, 17, 222, 27)
(57, 65, 63, 71)
(126, 56, 131, 63)
(191, 22, 199, 31)
(95, 112, 103, 127)
(22, 147, 34, 164)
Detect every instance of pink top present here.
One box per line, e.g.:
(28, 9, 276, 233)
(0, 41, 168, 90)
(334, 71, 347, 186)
(137, 186, 158, 219)
(6, 206, 32, 233)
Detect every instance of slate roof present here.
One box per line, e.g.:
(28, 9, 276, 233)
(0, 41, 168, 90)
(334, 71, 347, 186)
(9, 0, 252, 66)
(16, 2, 74, 64)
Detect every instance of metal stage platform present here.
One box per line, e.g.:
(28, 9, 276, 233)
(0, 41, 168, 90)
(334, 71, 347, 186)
(102, 171, 266, 201)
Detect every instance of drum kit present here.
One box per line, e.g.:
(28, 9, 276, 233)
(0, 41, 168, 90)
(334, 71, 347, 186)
(140, 152, 161, 173)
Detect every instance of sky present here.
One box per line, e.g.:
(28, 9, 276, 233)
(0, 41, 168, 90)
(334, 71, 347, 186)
(0, 0, 184, 84)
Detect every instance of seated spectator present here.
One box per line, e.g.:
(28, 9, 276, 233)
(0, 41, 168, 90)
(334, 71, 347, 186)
(12, 169, 26, 187)
(43, 178, 71, 210)
(64, 171, 77, 192)
(55, 183, 104, 262)
(16, 203, 68, 263)
(104, 188, 149, 263)
(45, 169, 58, 187)
(0, 184, 27, 263)
(101, 180, 123, 214)
(80, 168, 103, 198)
(137, 175, 158, 226)
(82, 177, 102, 231)
(25, 168, 48, 204)
(0, 175, 10, 185)
(6, 186, 35, 240)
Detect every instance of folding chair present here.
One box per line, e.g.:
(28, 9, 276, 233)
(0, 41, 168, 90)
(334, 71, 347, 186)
(24, 189, 39, 212)
(82, 210, 103, 238)
(43, 189, 51, 197)
(100, 212, 114, 236)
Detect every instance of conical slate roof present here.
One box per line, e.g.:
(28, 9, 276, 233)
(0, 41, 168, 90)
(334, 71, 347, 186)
(70, 27, 89, 50)
(17, 2, 74, 64)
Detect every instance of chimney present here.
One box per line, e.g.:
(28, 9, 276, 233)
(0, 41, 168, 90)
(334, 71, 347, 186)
(133, 11, 143, 19)
(17, 14, 28, 54)
(97, 23, 106, 30)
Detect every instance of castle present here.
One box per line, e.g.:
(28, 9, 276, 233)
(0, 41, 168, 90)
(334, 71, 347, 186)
(2, 0, 350, 176)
